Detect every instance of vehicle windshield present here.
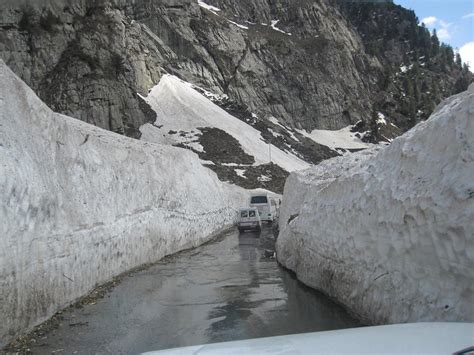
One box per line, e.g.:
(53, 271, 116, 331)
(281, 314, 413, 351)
(251, 196, 268, 204)
(240, 210, 248, 218)
(249, 210, 256, 217)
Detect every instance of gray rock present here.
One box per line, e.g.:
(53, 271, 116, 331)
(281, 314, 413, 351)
(1, 0, 471, 139)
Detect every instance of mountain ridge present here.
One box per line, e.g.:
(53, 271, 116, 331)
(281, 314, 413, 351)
(0, 0, 471, 147)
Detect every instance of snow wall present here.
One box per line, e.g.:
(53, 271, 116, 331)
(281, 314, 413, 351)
(276, 85, 474, 324)
(0, 61, 247, 346)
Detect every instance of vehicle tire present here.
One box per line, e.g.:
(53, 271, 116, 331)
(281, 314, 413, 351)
(238, 227, 244, 233)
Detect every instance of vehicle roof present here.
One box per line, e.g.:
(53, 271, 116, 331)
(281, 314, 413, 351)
(239, 207, 258, 211)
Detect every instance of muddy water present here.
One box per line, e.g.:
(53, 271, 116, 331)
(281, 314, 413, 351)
(29, 226, 359, 354)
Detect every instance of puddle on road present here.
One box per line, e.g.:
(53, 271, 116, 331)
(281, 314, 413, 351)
(17, 226, 360, 354)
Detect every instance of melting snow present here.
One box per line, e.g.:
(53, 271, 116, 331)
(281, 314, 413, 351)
(270, 20, 292, 35)
(297, 126, 371, 150)
(377, 112, 387, 125)
(235, 169, 247, 178)
(197, 0, 221, 14)
(270, 20, 291, 36)
(196, 1, 248, 30)
(268, 117, 300, 142)
(268, 116, 286, 129)
(192, 85, 228, 102)
(268, 128, 283, 139)
(140, 75, 309, 172)
(227, 20, 248, 30)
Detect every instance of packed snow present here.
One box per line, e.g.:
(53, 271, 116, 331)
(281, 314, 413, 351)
(277, 84, 474, 324)
(140, 75, 310, 172)
(0, 61, 249, 346)
(297, 125, 371, 150)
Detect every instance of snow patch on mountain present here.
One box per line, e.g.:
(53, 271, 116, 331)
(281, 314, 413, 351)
(197, 0, 221, 14)
(270, 20, 292, 36)
(139, 75, 310, 172)
(297, 126, 372, 151)
(277, 85, 474, 324)
(377, 112, 387, 125)
(227, 20, 249, 30)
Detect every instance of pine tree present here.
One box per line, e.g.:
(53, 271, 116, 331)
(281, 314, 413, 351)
(431, 29, 440, 56)
(455, 53, 463, 68)
(414, 82, 421, 102)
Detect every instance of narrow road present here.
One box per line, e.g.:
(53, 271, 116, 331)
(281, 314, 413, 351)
(27, 226, 359, 354)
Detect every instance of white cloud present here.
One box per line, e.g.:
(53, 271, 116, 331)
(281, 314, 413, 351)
(422, 16, 437, 26)
(462, 13, 474, 19)
(438, 19, 452, 28)
(459, 42, 474, 72)
(437, 28, 451, 40)
(423, 18, 452, 41)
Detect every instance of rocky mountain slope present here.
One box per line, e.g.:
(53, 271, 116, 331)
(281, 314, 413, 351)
(1, 0, 471, 144)
(339, 1, 473, 131)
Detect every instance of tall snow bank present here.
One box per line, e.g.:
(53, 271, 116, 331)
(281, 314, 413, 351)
(0, 61, 247, 346)
(276, 85, 474, 324)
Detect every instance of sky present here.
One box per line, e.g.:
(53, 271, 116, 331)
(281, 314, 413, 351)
(394, 0, 474, 70)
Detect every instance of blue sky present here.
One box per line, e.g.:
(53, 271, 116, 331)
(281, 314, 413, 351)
(394, 0, 474, 69)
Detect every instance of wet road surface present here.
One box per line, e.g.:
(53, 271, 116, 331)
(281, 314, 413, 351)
(28, 226, 359, 354)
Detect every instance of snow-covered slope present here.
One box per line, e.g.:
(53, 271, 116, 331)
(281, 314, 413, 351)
(276, 85, 474, 324)
(139, 75, 310, 172)
(0, 61, 248, 346)
(297, 125, 371, 150)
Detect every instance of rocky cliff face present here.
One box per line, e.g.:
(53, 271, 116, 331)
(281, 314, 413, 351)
(1, 0, 472, 139)
(339, 1, 473, 131)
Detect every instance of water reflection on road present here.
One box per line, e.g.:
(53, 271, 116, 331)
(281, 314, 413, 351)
(29, 226, 359, 354)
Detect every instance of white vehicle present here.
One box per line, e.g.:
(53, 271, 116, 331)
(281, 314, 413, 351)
(237, 207, 262, 233)
(143, 322, 474, 355)
(249, 193, 278, 222)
